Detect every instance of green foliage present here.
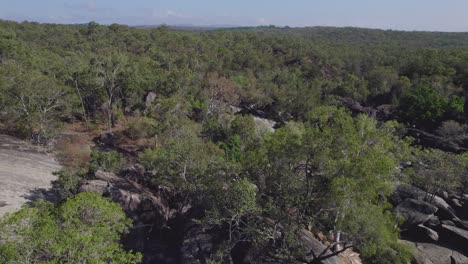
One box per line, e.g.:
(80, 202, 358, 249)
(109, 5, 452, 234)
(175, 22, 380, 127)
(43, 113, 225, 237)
(409, 148, 467, 196)
(206, 178, 259, 243)
(51, 169, 85, 201)
(399, 85, 448, 127)
(0, 62, 70, 141)
(435, 120, 466, 143)
(89, 150, 125, 174)
(0, 192, 141, 263)
(140, 121, 230, 193)
(126, 116, 157, 140)
(221, 134, 242, 162)
(3, 20, 468, 263)
(243, 107, 411, 262)
(335, 74, 369, 102)
(448, 95, 464, 113)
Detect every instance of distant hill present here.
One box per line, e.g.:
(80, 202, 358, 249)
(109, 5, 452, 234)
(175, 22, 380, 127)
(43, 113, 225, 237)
(134, 24, 240, 31)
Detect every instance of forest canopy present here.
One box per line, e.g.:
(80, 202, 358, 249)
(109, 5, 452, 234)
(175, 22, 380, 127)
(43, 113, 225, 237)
(1, 20, 468, 263)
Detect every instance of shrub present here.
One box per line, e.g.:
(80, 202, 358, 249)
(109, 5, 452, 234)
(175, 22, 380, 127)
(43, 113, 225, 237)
(126, 116, 157, 140)
(51, 169, 84, 201)
(399, 85, 448, 127)
(89, 149, 125, 173)
(436, 120, 466, 143)
(0, 192, 142, 263)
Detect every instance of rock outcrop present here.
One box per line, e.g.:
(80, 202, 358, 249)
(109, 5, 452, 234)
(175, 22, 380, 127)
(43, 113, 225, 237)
(402, 241, 468, 264)
(391, 184, 468, 263)
(79, 170, 176, 263)
(394, 198, 438, 228)
(0, 134, 61, 216)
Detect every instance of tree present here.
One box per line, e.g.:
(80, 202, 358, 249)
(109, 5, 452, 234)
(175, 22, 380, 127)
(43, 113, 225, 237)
(410, 148, 466, 197)
(91, 52, 128, 129)
(205, 72, 240, 113)
(0, 62, 70, 142)
(206, 178, 259, 245)
(139, 121, 231, 199)
(399, 85, 448, 127)
(244, 107, 411, 263)
(0, 192, 141, 263)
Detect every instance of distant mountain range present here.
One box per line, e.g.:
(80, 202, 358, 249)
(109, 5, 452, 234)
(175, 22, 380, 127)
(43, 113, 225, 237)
(134, 23, 244, 31)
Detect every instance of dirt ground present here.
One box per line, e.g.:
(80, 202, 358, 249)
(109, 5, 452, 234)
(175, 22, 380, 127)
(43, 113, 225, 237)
(0, 134, 61, 216)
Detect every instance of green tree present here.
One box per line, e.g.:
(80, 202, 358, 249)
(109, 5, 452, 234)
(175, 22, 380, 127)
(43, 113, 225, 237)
(245, 107, 411, 263)
(0, 192, 141, 263)
(399, 85, 448, 127)
(206, 178, 259, 244)
(91, 52, 128, 128)
(0, 62, 70, 141)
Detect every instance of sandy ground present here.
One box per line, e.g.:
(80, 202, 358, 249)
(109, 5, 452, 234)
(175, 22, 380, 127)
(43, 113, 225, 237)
(0, 134, 61, 216)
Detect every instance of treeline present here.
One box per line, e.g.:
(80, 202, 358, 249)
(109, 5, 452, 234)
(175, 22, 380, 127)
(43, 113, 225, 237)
(2, 20, 468, 139)
(0, 20, 468, 263)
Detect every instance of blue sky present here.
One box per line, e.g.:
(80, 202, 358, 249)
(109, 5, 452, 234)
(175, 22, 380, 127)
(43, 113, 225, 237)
(1, 0, 467, 31)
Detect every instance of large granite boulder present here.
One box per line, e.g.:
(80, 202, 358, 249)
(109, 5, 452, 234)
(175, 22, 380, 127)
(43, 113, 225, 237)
(81, 170, 172, 223)
(394, 198, 438, 228)
(402, 240, 468, 264)
(424, 215, 440, 229)
(80, 170, 174, 262)
(453, 219, 468, 230)
(440, 225, 468, 255)
(390, 184, 459, 220)
(298, 229, 361, 264)
(414, 224, 439, 242)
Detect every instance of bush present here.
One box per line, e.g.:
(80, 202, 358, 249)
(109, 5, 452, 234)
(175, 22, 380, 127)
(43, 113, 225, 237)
(126, 116, 157, 140)
(436, 120, 466, 143)
(89, 150, 125, 173)
(0, 192, 142, 263)
(51, 169, 84, 201)
(399, 85, 448, 127)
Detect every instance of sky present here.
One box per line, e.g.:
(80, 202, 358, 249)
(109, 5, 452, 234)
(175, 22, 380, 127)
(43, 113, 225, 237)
(1, 0, 468, 32)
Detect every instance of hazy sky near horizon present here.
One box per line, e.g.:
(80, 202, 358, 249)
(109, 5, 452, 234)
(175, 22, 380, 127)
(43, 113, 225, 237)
(1, 0, 467, 31)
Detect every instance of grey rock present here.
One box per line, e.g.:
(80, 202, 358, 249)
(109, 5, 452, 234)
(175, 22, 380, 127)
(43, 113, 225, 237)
(81, 170, 172, 222)
(299, 229, 348, 264)
(439, 225, 468, 255)
(253, 116, 276, 133)
(394, 198, 438, 228)
(450, 198, 463, 209)
(424, 215, 441, 229)
(229, 105, 242, 114)
(416, 224, 439, 242)
(145, 92, 157, 108)
(391, 184, 459, 221)
(441, 224, 468, 246)
(79, 180, 109, 194)
(0, 134, 61, 216)
(453, 219, 468, 230)
(442, 191, 449, 200)
(441, 220, 455, 226)
(402, 240, 468, 264)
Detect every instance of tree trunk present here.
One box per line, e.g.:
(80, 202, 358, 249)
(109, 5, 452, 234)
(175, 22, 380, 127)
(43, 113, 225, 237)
(75, 80, 89, 130)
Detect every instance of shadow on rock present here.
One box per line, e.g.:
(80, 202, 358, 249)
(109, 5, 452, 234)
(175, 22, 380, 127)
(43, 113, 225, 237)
(22, 188, 58, 204)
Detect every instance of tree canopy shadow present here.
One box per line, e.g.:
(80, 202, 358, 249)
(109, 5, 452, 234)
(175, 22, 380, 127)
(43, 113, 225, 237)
(21, 188, 58, 205)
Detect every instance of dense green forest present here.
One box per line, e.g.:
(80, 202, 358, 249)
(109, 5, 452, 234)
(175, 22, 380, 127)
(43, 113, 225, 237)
(1, 20, 468, 263)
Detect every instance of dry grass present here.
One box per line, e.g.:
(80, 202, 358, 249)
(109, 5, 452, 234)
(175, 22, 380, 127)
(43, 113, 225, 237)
(55, 123, 94, 168)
